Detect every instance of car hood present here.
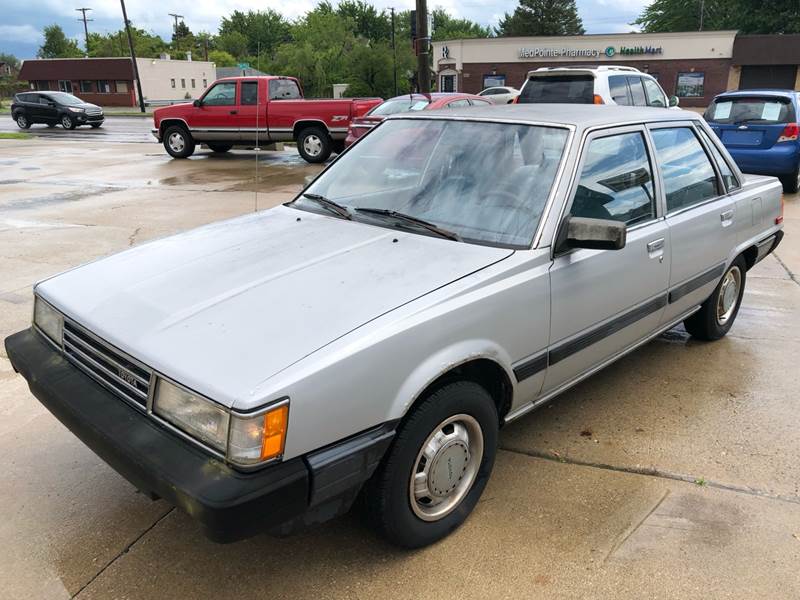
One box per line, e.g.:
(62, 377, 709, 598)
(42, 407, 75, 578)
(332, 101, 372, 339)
(36, 206, 513, 408)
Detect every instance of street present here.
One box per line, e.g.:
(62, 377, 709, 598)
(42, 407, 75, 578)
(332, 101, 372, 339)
(1, 135, 799, 599)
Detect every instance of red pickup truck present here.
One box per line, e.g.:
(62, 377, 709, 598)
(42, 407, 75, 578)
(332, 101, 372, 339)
(152, 76, 381, 163)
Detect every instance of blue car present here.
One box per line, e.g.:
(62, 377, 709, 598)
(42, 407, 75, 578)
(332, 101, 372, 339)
(704, 90, 800, 193)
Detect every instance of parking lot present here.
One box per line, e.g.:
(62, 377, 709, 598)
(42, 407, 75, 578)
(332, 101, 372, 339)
(1, 119, 799, 599)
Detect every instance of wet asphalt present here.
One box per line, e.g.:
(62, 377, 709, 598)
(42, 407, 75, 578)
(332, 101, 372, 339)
(0, 135, 799, 599)
(0, 115, 154, 144)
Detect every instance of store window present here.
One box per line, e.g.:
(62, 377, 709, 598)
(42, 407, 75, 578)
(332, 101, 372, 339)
(191, 79, 196, 89)
(181, 78, 186, 89)
(96, 80, 111, 93)
(440, 74, 456, 93)
(34, 81, 50, 91)
(482, 74, 506, 89)
(80, 80, 93, 93)
(170, 78, 176, 89)
(116, 81, 128, 93)
(676, 72, 705, 97)
(58, 80, 73, 93)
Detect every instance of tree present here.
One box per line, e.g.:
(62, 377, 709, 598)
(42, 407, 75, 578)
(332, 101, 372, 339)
(634, 0, 800, 34)
(87, 27, 168, 58)
(496, 0, 585, 37)
(38, 24, 84, 58)
(219, 10, 291, 59)
(208, 49, 236, 67)
(0, 53, 21, 103)
(431, 9, 491, 41)
(337, 0, 391, 42)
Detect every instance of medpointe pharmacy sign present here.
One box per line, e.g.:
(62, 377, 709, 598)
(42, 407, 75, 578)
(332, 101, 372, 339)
(518, 45, 664, 59)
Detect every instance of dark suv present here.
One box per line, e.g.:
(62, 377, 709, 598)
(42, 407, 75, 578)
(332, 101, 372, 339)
(11, 92, 104, 130)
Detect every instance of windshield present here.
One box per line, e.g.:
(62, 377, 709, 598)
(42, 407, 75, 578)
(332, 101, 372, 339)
(519, 75, 594, 104)
(704, 96, 795, 124)
(294, 118, 569, 248)
(48, 92, 84, 106)
(369, 98, 430, 116)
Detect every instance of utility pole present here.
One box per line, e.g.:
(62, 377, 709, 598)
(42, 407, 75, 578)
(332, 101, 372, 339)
(168, 13, 184, 52)
(76, 8, 93, 55)
(390, 8, 397, 96)
(415, 0, 430, 93)
(120, 0, 146, 113)
(699, 0, 705, 31)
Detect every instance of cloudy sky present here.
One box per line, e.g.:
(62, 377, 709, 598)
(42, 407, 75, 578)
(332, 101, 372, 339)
(0, 0, 650, 60)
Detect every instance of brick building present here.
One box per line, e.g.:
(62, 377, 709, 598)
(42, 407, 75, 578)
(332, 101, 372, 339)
(433, 31, 800, 108)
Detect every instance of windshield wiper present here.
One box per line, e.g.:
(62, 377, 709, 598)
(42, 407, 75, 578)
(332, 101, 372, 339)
(299, 193, 352, 220)
(354, 207, 462, 241)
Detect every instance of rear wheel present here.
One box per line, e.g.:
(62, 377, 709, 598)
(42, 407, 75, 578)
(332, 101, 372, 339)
(362, 380, 498, 548)
(780, 166, 799, 194)
(207, 143, 232, 153)
(60, 115, 76, 130)
(163, 125, 195, 159)
(683, 256, 746, 341)
(15, 114, 30, 129)
(296, 126, 332, 163)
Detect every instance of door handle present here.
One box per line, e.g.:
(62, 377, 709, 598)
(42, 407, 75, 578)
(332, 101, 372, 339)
(720, 209, 734, 223)
(229, 110, 238, 115)
(646, 238, 664, 252)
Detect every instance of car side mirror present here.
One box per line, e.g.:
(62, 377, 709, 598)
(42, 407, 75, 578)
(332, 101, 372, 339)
(669, 95, 679, 108)
(193, 99, 202, 107)
(557, 216, 626, 252)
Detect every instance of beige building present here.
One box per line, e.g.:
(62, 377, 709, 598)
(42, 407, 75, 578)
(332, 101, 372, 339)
(135, 55, 215, 103)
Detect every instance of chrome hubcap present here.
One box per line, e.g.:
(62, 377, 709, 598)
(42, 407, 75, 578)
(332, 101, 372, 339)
(716, 266, 741, 325)
(168, 132, 185, 153)
(303, 134, 322, 157)
(409, 414, 483, 522)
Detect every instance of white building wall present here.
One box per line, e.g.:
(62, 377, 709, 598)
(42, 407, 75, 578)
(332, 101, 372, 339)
(134, 58, 216, 102)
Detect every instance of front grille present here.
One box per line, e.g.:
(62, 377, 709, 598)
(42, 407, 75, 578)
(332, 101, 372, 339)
(63, 320, 152, 408)
(86, 108, 103, 116)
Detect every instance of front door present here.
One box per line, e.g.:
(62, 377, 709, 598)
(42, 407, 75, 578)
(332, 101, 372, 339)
(648, 123, 739, 323)
(544, 126, 670, 393)
(441, 74, 455, 93)
(35, 94, 59, 123)
(189, 80, 239, 142)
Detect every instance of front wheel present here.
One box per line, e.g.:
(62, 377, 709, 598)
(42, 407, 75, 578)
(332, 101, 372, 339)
(296, 126, 332, 163)
(683, 256, 746, 341)
(15, 114, 30, 129)
(362, 380, 498, 548)
(163, 125, 195, 159)
(61, 115, 76, 130)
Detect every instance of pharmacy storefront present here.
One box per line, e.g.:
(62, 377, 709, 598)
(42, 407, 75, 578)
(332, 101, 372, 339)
(433, 31, 800, 108)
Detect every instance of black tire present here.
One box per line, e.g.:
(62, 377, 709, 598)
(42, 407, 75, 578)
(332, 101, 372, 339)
(207, 143, 233, 153)
(683, 255, 747, 341)
(60, 114, 76, 130)
(296, 126, 332, 163)
(90, 123, 102, 129)
(162, 125, 195, 159)
(780, 167, 799, 194)
(362, 380, 498, 548)
(15, 113, 31, 129)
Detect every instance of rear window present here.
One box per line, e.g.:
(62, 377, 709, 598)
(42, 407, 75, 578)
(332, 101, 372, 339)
(370, 98, 429, 116)
(705, 96, 795, 124)
(519, 74, 594, 104)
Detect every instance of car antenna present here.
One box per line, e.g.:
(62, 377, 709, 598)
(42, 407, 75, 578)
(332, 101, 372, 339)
(254, 41, 261, 213)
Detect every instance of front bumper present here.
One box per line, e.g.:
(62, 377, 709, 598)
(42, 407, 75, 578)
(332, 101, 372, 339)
(151, 128, 161, 141)
(5, 328, 395, 542)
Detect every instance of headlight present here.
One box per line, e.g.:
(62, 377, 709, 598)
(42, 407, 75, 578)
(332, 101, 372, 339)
(68, 107, 85, 113)
(33, 297, 63, 344)
(228, 403, 289, 465)
(153, 378, 230, 452)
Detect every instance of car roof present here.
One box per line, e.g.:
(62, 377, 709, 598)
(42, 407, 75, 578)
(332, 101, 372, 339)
(386, 92, 473, 101)
(714, 89, 797, 98)
(390, 103, 701, 129)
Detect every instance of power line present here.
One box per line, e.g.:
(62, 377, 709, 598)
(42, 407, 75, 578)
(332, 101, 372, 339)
(76, 7, 93, 54)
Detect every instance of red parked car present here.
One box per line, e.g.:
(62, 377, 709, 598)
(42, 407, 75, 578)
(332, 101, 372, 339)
(152, 76, 381, 163)
(344, 93, 493, 148)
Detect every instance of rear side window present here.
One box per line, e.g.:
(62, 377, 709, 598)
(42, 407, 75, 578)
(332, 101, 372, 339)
(628, 77, 647, 106)
(471, 98, 492, 106)
(240, 81, 258, 105)
(697, 127, 740, 191)
(445, 99, 471, 108)
(642, 78, 667, 108)
(519, 75, 594, 104)
(705, 96, 795, 124)
(608, 76, 630, 105)
(269, 79, 302, 100)
(571, 132, 656, 226)
(651, 127, 719, 212)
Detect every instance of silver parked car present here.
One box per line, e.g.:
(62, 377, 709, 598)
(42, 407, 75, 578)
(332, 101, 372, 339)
(6, 105, 783, 548)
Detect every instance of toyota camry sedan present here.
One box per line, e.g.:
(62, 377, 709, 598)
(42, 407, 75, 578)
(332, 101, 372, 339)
(6, 105, 783, 548)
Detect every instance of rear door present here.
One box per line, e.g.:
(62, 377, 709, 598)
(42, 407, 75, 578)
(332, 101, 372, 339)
(518, 73, 595, 104)
(545, 126, 670, 393)
(237, 80, 262, 144)
(649, 122, 738, 324)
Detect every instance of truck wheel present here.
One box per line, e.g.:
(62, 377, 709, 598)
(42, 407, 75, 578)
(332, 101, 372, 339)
(297, 127, 332, 163)
(163, 125, 195, 159)
(60, 115, 76, 130)
(362, 380, 498, 548)
(780, 167, 799, 194)
(16, 114, 31, 129)
(207, 143, 232, 153)
(683, 256, 746, 341)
